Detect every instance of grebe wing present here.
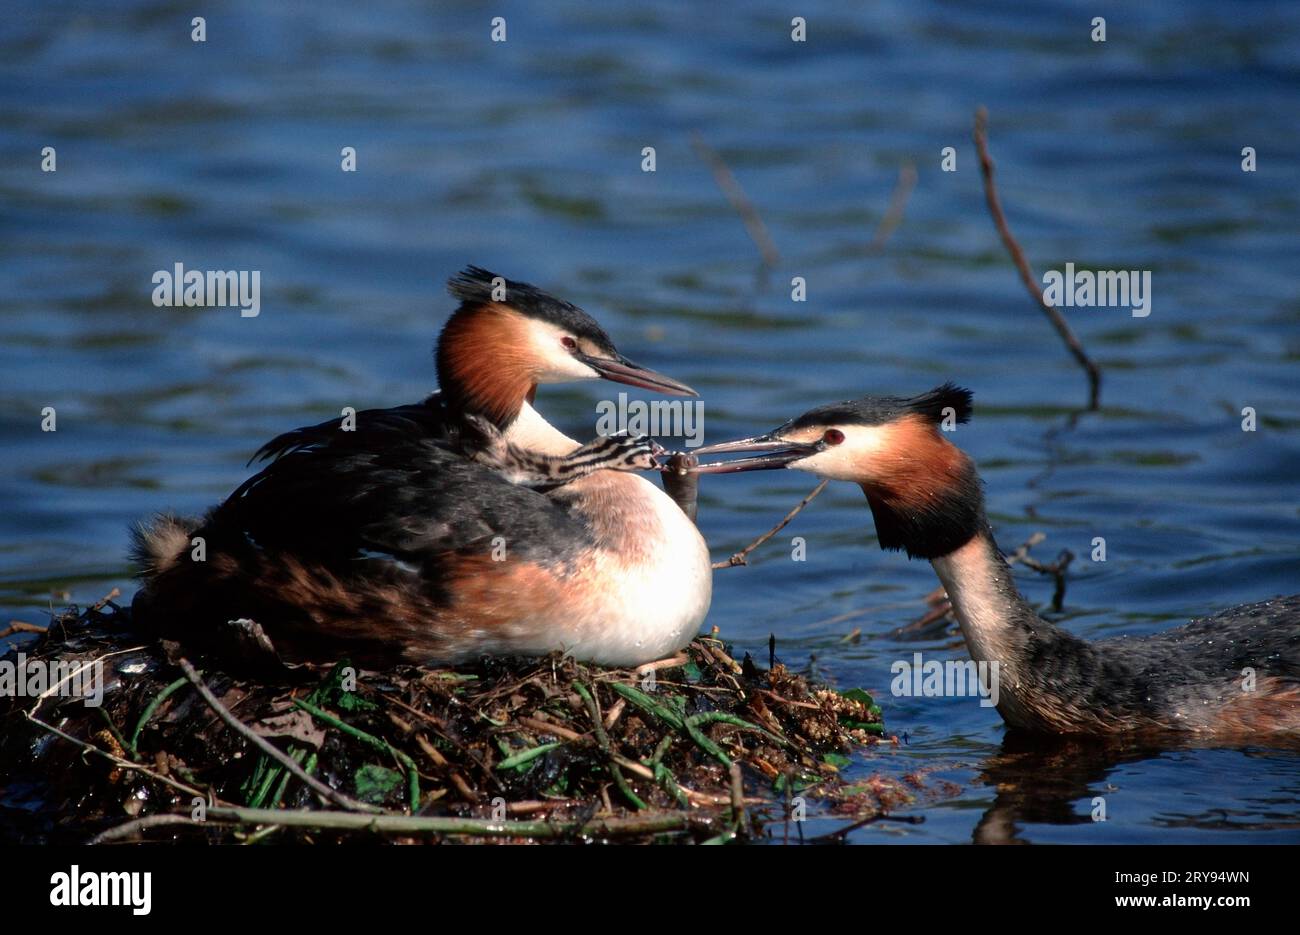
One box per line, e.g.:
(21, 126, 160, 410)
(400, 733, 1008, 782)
(248, 394, 451, 465)
(220, 434, 591, 566)
(1097, 594, 1300, 680)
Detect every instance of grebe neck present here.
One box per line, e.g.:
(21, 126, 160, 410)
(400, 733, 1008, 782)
(854, 439, 1093, 683)
(929, 530, 1107, 732)
(503, 401, 580, 455)
(930, 532, 1046, 667)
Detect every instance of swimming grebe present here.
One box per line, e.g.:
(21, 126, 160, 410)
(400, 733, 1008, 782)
(692, 384, 1300, 737)
(131, 268, 711, 669)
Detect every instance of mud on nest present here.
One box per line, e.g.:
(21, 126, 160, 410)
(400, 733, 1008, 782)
(0, 594, 906, 844)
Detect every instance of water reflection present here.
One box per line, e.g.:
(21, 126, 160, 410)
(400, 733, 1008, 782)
(973, 732, 1300, 845)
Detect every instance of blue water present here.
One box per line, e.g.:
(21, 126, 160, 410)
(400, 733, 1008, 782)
(2, 0, 1298, 843)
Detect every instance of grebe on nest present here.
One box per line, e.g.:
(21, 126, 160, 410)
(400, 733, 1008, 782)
(131, 268, 710, 669)
(692, 384, 1300, 738)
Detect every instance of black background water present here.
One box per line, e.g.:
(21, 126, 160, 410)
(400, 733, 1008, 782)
(2, 1, 1298, 842)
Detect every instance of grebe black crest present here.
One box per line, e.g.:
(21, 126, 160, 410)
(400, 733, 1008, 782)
(693, 384, 1300, 739)
(131, 268, 711, 669)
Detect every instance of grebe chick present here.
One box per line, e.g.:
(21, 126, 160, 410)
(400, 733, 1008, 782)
(693, 384, 1300, 738)
(131, 268, 710, 669)
(465, 414, 666, 489)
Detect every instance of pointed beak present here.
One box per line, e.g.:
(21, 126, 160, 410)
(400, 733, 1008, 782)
(690, 432, 820, 474)
(578, 353, 698, 397)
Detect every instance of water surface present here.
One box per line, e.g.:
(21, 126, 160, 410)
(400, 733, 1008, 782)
(2, 0, 1298, 843)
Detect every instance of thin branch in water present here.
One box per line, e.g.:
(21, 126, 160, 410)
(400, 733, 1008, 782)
(809, 598, 925, 632)
(895, 531, 1068, 636)
(1018, 548, 1074, 612)
(893, 602, 953, 640)
(972, 107, 1101, 410)
(713, 480, 829, 569)
(803, 811, 925, 844)
(89, 587, 122, 612)
(868, 160, 917, 253)
(691, 133, 781, 269)
(1005, 530, 1047, 564)
(178, 658, 383, 815)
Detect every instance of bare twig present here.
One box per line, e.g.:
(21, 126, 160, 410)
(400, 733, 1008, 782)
(474, 713, 734, 808)
(516, 715, 585, 743)
(803, 811, 925, 844)
(87, 814, 202, 845)
(516, 711, 708, 803)
(695, 638, 741, 672)
(635, 653, 689, 675)
(572, 679, 645, 810)
(89, 805, 698, 843)
(811, 598, 933, 632)
(178, 658, 382, 814)
(1, 621, 47, 639)
(973, 107, 1101, 409)
(868, 160, 917, 252)
(603, 697, 627, 732)
(729, 761, 751, 836)
(20, 643, 211, 801)
(895, 602, 952, 638)
(713, 480, 829, 569)
(1019, 549, 1074, 612)
(26, 644, 145, 717)
(26, 711, 206, 802)
(90, 587, 121, 612)
(1006, 531, 1047, 564)
(692, 133, 780, 268)
(756, 689, 822, 712)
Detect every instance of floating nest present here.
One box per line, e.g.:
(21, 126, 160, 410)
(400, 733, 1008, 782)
(1, 593, 900, 844)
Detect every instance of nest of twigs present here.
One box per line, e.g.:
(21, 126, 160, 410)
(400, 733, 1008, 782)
(1, 594, 896, 844)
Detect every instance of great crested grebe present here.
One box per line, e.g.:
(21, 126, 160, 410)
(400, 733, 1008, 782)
(692, 384, 1300, 738)
(131, 267, 711, 668)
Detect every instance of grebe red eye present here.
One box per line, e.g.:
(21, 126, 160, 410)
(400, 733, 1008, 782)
(561, 336, 577, 350)
(823, 429, 845, 445)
